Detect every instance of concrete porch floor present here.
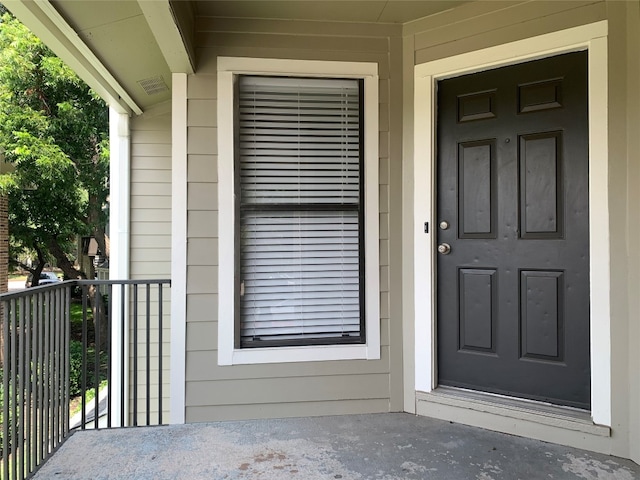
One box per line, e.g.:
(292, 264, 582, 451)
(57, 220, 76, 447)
(33, 413, 639, 480)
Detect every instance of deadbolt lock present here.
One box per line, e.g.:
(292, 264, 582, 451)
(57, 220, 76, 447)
(439, 220, 450, 230)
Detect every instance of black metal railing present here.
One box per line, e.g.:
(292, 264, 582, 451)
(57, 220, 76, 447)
(0, 279, 171, 480)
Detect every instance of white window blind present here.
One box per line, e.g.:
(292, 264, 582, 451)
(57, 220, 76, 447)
(237, 75, 364, 346)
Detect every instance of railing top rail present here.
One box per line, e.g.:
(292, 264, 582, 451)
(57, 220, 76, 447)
(74, 279, 171, 286)
(0, 278, 171, 301)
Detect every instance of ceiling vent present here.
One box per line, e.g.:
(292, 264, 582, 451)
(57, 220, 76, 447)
(137, 75, 169, 95)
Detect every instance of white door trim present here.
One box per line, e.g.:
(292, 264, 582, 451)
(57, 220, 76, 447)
(412, 21, 611, 426)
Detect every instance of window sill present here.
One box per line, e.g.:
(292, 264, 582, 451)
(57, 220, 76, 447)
(219, 343, 380, 366)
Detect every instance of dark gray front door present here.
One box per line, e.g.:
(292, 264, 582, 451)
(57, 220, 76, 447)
(436, 51, 590, 409)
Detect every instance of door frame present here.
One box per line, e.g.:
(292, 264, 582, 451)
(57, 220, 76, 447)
(412, 21, 610, 426)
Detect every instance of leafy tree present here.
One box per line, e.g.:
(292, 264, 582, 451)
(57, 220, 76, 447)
(0, 12, 109, 285)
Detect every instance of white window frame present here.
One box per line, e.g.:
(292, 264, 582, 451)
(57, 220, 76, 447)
(217, 57, 380, 365)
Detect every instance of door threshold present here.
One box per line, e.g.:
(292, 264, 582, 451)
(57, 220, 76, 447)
(417, 386, 610, 437)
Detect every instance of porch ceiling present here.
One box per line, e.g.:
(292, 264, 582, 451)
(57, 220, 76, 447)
(193, 1, 470, 24)
(6, 0, 469, 115)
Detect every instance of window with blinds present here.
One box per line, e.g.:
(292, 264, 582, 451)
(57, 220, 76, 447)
(236, 75, 365, 347)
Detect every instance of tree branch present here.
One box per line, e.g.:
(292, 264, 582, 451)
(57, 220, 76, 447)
(47, 237, 87, 279)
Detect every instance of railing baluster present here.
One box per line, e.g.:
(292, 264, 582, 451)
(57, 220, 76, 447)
(120, 284, 125, 428)
(132, 284, 138, 427)
(24, 296, 32, 476)
(2, 299, 9, 480)
(52, 290, 59, 450)
(55, 291, 60, 444)
(60, 288, 64, 441)
(158, 284, 163, 425)
(30, 294, 36, 474)
(81, 286, 88, 430)
(94, 287, 101, 430)
(17, 298, 25, 480)
(145, 285, 151, 426)
(10, 299, 17, 480)
(43, 292, 51, 465)
(36, 292, 43, 467)
(49, 291, 55, 452)
(107, 284, 112, 429)
(63, 286, 70, 439)
(57, 289, 62, 446)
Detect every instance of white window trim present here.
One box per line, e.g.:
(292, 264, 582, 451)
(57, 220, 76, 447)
(412, 21, 611, 426)
(217, 57, 380, 365)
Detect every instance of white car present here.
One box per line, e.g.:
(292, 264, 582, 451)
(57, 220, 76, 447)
(25, 271, 61, 288)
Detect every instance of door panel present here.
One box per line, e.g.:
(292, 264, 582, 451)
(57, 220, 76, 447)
(519, 132, 563, 238)
(436, 52, 590, 409)
(458, 268, 496, 353)
(458, 140, 496, 238)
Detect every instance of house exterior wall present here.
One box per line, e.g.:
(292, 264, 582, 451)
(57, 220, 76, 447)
(402, 0, 640, 461)
(170, 0, 639, 461)
(130, 111, 172, 424)
(183, 18, 405, 422)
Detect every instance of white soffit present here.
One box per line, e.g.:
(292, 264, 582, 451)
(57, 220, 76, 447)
(4, 0, 142, 115)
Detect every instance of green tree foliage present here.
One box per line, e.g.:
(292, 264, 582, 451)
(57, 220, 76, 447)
(0, 12, 108, 283)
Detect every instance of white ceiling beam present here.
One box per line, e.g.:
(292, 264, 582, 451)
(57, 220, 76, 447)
(4, 0, 143, 115)
(138, 0, 195, 74)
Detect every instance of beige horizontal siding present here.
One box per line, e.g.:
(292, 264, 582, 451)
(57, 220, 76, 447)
(130, 248, 171, 263)
(187, 182, 217, 210)
(131, 142, 171, 158)
(188, 73, 217, 99)
(187, 211, 218, 237)
(197, 32, 390, 53)
(130, 112, 172, 424)
(186, 293, 218, 314)
(196, 16, 401, 38)
(188, 155, 217, 182)
(186, 374, 391, 406)
(187, 266, 217, 295)
(131, 196, 171, 210)
(129, 182, 171, 197)
(131, 169, 171, 184)
(130, 209, 171, 224)
(185, 19, 397, 421)
(413, 0, 593, 46)
(412, 0, 606, 64)
(130, 156, 172, 170)
(131, 222, 171, 237)
(186, 399, 391, 423)
(187, 238, 218, 266)
(186, 346, 393, 382)
(187, 127, 217, 155)
(130, 234, 171, 249)
(187, 100, 216, 127)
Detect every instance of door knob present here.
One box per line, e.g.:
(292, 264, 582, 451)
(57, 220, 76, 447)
(438, 243, 452, 255)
